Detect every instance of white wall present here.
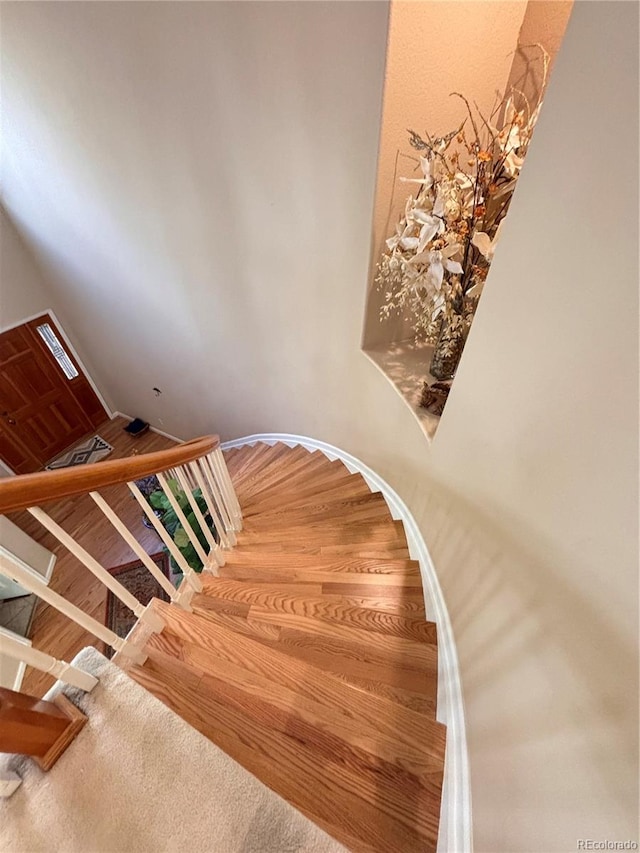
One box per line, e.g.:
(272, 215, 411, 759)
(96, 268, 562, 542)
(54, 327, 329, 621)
(0, 1, 390, 440)
(425, 4, 638, 846)
(1, 2, 637, 850)
(0, 206, 51, 329)
(374, 3, 638, 848)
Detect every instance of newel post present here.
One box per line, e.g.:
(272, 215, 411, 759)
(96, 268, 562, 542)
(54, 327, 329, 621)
(0, 687, 87, 772)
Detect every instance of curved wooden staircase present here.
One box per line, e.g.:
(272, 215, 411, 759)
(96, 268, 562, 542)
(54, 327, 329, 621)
(127, 441, 446, 852)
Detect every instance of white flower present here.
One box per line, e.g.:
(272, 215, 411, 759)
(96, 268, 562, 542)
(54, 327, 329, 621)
(471, 221, 503, 261)
(399, 156, 434, 188)
(412, 210, 444, 252)
(400, 235, 420, 251)
(408, 244, 464, 292)
(385, 219, 414, 252)
(492, 100, 526, 177)
(432, 189, 445, 219)
(503, 150, 524, 177)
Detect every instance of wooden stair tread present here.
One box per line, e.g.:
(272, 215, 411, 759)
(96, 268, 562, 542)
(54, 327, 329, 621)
(241, 471, 371, 512)
(188, 593, 435, 698)
(132, 440, 445, 851)
(149, 604, 444, 750)
(243, 478, 376, 515)
(233, 445, 320, 496)
(319, 544, 412, 558)
(233, 547, 413, 558)
(219, 566, 422, 586)
(220, 552, 422, 573)
(203, 577, 425, 619)
(198, 576, 434, 642)
(245, 488, 387, 514)
(224, 442, 274, 481)
(235, 518, 407, 547)
(232, 442, 306, 486)
(203, 573, 426, 618)
(221, 445, 253, 477)
(235, 452, 346, 503)
(130, 643, 442, 852)
(202, 575, 425, 606)
(149, 602, 443, 749)
(139, 641, 444, 796)
(241, 493, 392, 529)
(192, 590, 435, 663)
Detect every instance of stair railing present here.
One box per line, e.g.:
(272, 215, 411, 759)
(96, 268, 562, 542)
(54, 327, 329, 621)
(0, 435, 241, 688)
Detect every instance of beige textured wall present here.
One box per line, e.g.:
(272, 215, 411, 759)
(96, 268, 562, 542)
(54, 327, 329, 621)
(0, 206, 51, 330)
(508, 0, 574, 106)
(1, 2, 637, 849)
(371, 2, 637, 848)
(364, 0, 528, 348)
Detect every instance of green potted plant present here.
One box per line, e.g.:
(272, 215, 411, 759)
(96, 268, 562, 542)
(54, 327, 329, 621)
(146, 478, 216, 586)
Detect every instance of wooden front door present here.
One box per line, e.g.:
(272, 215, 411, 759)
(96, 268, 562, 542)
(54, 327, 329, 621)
(0, 315, 108, 474)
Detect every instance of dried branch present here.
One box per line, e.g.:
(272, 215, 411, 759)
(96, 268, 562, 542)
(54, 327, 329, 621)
(450, 92, 481, 144)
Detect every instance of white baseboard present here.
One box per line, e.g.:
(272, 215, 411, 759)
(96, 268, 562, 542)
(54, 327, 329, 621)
(221, 432, 472, 853)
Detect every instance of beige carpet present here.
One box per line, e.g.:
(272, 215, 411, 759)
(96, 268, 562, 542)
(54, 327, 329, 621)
(0, 647, 345, 853)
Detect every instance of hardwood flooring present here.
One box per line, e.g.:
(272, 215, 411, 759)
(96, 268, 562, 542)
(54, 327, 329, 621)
(127, 441, 446, 851)
(6, 417, 175, 697)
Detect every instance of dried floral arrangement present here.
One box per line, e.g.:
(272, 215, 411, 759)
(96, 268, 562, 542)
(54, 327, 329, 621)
(376, 47, 549, 382)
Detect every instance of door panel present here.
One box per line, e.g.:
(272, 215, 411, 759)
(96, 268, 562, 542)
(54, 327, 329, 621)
(0, 319, 104, 472)
(26, 316, 108, 431)
(66, 376, 109, 429)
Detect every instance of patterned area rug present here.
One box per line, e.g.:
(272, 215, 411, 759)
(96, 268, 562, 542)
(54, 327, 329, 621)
(45, 435, 113, 470)
(104, 553, 172, 657)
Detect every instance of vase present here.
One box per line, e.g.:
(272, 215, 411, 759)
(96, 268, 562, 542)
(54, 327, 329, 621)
(429, 319, 467, 380)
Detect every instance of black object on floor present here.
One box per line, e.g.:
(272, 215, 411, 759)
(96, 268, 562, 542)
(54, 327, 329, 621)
(124, 418, 150, 437)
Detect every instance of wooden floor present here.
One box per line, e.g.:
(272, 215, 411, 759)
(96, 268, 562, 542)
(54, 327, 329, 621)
(127, 442, 446, 852)
(8, 417, 175, 697)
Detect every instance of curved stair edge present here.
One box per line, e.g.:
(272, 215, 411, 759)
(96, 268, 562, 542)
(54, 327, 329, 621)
(220, 432, 472, 853)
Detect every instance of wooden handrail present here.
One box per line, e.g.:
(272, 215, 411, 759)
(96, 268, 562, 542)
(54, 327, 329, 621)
(0, 435, 220, 513)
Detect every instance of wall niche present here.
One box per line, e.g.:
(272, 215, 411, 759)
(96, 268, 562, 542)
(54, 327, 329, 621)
(362, 0, 572, 438)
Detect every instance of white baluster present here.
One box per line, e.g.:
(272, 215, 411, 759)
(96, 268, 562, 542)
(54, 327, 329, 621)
(183, 465, 199, 491)
(155, 471, 209, 568)
(214, 447, 242, 520)
(89, 491, 179, 603)
(27, 507, 163, 636)
(0, 551, 144, 663)
(207, 451, 241, 531)
(211, 447, 242, 526)
(198, 457, 237, 546)
(0, 631, 98, 692)
(173, 466, 223, 573)
(186, 460, 229, 554)
(170, 466, 195, 491)
(198, 456, 235, 528)
(127, 481, 203, 594)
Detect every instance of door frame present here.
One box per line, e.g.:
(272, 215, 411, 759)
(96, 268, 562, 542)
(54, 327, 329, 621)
(0, 309, 113, 476)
